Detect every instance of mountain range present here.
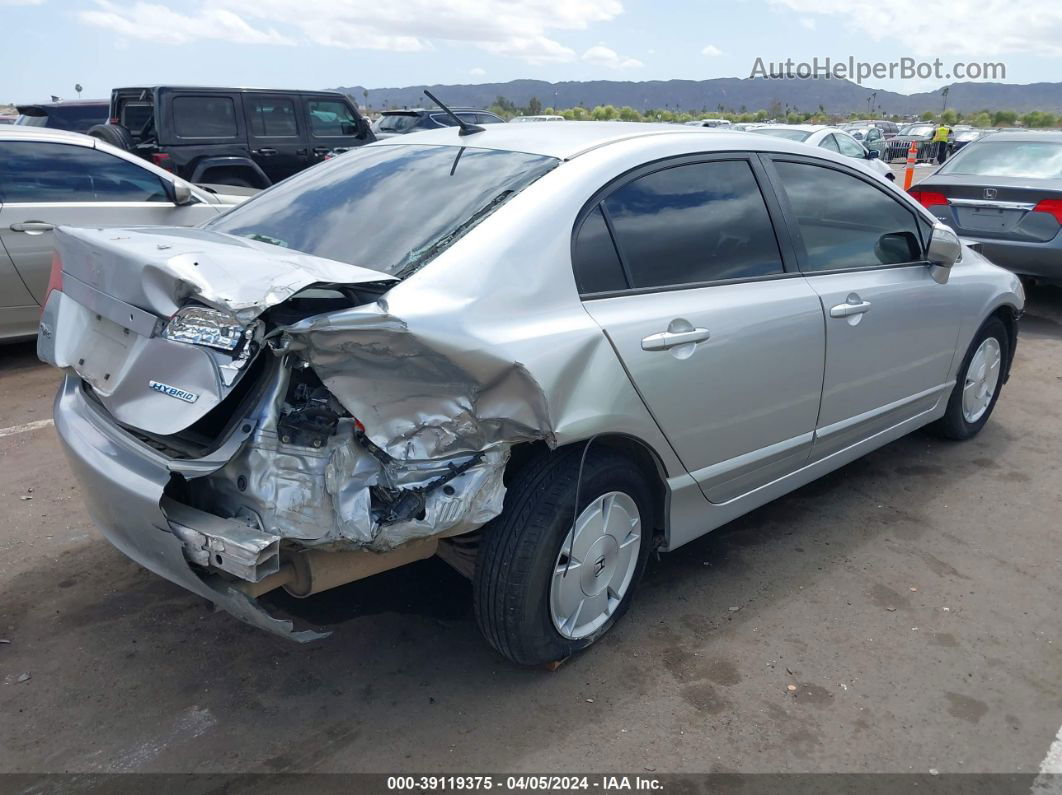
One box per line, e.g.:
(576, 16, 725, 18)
(334, 77, 1062, 115)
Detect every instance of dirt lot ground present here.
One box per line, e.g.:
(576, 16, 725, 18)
(0, 281, 1060, 777)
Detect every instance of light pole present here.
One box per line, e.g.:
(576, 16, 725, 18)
(941, 86, 949, 113)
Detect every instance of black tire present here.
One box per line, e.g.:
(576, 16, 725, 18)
(931, 317, 1009, 440)
(86, 123, 133, 151)
(473, 446, 654, 666)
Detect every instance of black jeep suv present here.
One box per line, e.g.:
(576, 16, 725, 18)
(88, 86, 374, 188)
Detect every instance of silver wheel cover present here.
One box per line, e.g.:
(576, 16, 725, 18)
(962, 337, 1002, 424)
(549, 491, 642, 640)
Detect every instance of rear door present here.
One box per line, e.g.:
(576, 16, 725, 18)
(243, 93, 307, 182)
(576, 155, 826, 504)
(763, 155, 959, 459)
(0, 139, 219, 302)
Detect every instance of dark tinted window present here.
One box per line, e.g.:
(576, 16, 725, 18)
(210, 144, 557, 277)
(0, 141, 168, 203)
(602, 160, 783, 289)
(248, 97, 298, 137)
(173, 96, 237, 138)
(13, 104, 107, 132)
(307, 100, 360, 137)
(939, 141, 1062, 179)
(475, 113, 505, 125)
(573, 206, 626, 294)
(775, 161, 923, 272)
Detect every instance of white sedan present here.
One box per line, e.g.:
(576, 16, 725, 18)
(749, 124, 895, 181)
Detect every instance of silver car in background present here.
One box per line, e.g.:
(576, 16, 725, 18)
(38, 123, 1023, 665)
(1, 127, 249, 341)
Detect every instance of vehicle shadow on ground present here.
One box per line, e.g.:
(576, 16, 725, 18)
(0, 340, 40, 373)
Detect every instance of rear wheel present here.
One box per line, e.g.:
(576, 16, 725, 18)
(932, 317, 1008, 440)
(473, 447, 654, 666)
(86, 123, 133, 151)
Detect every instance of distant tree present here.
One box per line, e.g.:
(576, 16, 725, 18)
(992, 110, 1018, 126)
(920, 110, 935, 121)
(527, 96, 543, 116)
(970, 111, 993, 128)
(940, 109, 958, 125)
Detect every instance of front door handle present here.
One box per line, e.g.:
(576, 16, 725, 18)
(641, 327, 711, 351)
(9, 221, 55, 234)
(254, 147, 278, 156)
(829, 299, 872, 318)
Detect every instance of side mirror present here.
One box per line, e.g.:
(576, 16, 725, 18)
(171, 179, 194, 206)
(926, 223, 961, 283)
(866, 149, 880, 160)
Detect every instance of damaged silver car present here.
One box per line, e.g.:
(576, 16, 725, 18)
(39, 122, 1024, 665)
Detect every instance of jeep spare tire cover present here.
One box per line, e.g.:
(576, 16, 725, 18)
(87, 123, 134, 151)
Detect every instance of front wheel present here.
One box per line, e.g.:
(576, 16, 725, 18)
(931, 317, 1008, 440)
(473, 447, 654, 666)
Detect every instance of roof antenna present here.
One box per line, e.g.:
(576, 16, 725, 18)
(424, 89, 484, 136)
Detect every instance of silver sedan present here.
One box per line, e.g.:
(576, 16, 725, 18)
(38, 122, 1023, 665)
(1, 127, 248, 341)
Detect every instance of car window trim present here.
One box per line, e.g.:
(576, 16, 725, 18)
(571, 151, 797, 300)
(757, 153, 931, 274)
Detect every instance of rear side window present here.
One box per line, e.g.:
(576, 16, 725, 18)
(819, 134, 841, 153)
(572, 206, 627, 294)
(601, 160, 784, 289)
(247, 97, 298, 137)
(835, 134, 865, 158)
(774, 161, 923, 272)
(0, 141, 168, 203)
(307, 100, 361, 137)
(172, 96, 238, 138)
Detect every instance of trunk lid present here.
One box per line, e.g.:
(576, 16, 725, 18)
(914, 176, 1062, 243)
(39, 226, 395, 437)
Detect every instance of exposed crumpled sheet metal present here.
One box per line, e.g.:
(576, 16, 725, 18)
(281, 304, 555, 461)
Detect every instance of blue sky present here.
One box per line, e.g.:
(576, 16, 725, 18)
(3, 0, 1061, 104)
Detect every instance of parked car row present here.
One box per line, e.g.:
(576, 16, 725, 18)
(748, 124, 895, 180)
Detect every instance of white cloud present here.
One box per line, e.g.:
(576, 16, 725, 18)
(769, 0, 1062, 56)
(0, 0, 45, 5)
(581, 44, 643, 69)
(799, 17, 815, 29)
(77, 0, 624, 63)
(469, 67, 486, 76)
(701, 44, 723, 56)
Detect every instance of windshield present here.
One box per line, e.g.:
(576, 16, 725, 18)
(748, 128, 811, 142)
(376, 114, 420, 133)
(899, 124, 934, 137)
(939, 141, 1062, 179)
(209, 144, 558, 277)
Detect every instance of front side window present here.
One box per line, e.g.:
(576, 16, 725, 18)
(248, 97, 298, 137)
(307, 100, 360, 137)
(601, 160, 784, 289)
(209, 144, 558, 278)
(172, 96, 238, 138)
(0, 141, 168, 203)
(835, 134, 866, 158)
(774, 160, 923, 272)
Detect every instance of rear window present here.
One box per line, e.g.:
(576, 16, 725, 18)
(209, 144, 558, 278)
(748, 128, 811, 142)
(899, 124, 934, 137)
(377, 114, 420, 133)
(172, 96, 238, 138)
(14, 104, 107, 132)
(939, 141, 1062, 179)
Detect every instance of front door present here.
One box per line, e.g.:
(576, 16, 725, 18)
(0, 139, 218, 301)
(574, 157, 826, 503)
(243, 94, 307, 182)
(765, 156, 960, 460)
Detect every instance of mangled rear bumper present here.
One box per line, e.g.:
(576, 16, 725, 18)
(53, 375, 326, 641)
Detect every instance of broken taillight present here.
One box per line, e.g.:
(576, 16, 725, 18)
(42, 253, 63, 313)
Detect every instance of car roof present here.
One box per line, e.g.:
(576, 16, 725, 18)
(381, 108, 493, 114)
(368, 120, 845, 160)
(973, 130, 1062, 143)
(0, 126, 95, 145)
(114, 86, 347, 96)
(16, 99, 108, 109)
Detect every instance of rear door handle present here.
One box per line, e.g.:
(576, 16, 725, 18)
(313, 146, 331, 156)
(641, 328, 711, 351)
(9, 221, 55, 234)
(254, 147, 278, 156)
(829, 300, 872, 318)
